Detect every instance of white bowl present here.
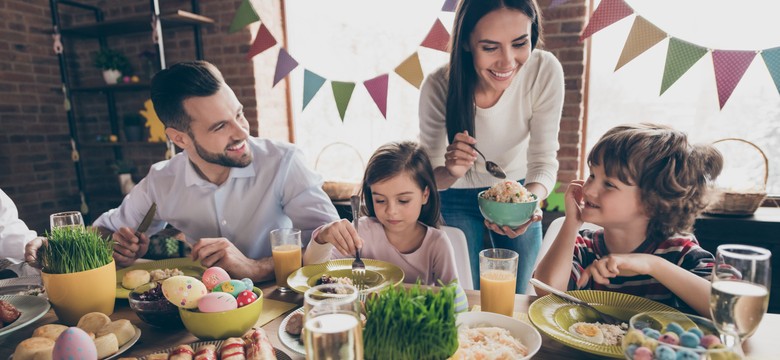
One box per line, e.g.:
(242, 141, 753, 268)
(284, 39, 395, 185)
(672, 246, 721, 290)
(456, 311, 542, 359)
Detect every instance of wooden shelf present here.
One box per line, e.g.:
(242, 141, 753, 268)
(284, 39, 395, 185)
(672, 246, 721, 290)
(70, 82, 150, 93)
(81, 141, 167, 148)
(60, 10, 213, 38)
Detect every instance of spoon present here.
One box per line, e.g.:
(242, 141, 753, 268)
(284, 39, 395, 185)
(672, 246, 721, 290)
(471, 145, 507, 179)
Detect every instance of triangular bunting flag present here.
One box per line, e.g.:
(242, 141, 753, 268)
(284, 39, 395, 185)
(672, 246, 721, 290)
(615, 16, 666, 71)
(331, 81, 356, 121)
(550, 0, 569, 9)
(229, 0, 260, 33)
(246, 24, 277, 59)
(580, 0, 634, 41)
(395, 52, 424, 89)
(761, 47, 780, 96)
(441, 0, 457, 12)
(364, 74, 389, 119)
(273, 48, 299, 86)
(302, 70, 326, 110)
(712, 50, 756, 109)
(660, 38, 708, 95)
(421, 19, 450, 52)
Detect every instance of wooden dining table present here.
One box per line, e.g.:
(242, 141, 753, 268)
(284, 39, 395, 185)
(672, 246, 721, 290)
(1, 281, 778, 359)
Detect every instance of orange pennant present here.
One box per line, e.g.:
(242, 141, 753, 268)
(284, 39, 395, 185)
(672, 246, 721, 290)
(394, 52, 424, 88)
(615, 16, 666, 71)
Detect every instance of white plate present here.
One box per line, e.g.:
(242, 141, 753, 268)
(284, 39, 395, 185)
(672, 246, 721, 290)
(8, 326, 141, 360)
(140, 340, 292, 360)
(0, 277, 44, 297)
(0, 295, 50, 338)
(455, 311, 542, 360)
(277, 307, 305, 356)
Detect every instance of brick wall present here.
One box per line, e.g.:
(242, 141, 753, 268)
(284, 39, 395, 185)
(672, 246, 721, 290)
(0, 0, 588, 233)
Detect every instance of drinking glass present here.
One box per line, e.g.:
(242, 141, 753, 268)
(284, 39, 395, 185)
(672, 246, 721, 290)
(479, 248, 518, 316)
(710, 244, 771, 343)
(303, 284, 363, 360)
(50, 211, 84, 230)
(270, 228, 302, 292)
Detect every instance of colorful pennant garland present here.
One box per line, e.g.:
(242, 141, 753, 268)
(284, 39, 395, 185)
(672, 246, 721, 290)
(581, 0, 779, 109)
(231, 0, 452, 119)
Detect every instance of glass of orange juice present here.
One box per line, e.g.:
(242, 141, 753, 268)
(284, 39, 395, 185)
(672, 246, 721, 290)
(479, 248, 518, 316)
(271, 228, 302, 292)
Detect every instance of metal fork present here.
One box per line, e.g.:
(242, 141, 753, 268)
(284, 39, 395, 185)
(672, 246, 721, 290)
(349, 195, 366, 291)
(530, 278, 623, 325)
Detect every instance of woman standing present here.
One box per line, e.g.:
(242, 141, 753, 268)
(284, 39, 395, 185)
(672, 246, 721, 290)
(419, 0, 564, 293)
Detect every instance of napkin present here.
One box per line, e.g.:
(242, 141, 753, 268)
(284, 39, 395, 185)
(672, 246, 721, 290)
(253, 298, 298, 327)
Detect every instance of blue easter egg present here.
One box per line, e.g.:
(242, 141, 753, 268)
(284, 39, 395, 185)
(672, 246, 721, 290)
(625, 344, 638, 357)
(676, 348, 698, 360)
(687, 327, 704, 339)
(665, 322, 685, 336)
(241, 278, 254, 290)
(655, 345, 677, 360)
(642, 327, 661, 339)
(680, 332, 700, 348)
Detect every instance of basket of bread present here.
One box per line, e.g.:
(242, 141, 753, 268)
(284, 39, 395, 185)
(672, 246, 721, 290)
(705, 138, 768, 215)
(315, 142, 364, 201)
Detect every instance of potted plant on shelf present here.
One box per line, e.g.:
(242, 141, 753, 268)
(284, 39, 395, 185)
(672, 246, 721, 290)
(112, 159, 136, 195)
(38, 226, 116, 325)
(93, 48, 130, 84)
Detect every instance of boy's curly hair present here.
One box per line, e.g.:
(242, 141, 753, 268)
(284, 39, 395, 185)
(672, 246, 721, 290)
(588, 123, 723, 244)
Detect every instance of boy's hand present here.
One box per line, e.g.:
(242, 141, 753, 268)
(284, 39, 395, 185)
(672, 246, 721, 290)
(576, 254, 655, 288)
(444, 131, 478, 179)
(564, 180, 585, 225)
(315, 219, 363, 256)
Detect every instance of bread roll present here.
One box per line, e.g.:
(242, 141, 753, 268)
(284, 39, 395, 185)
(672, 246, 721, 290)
(32, 324, 68, 341)
(220, 337, 246, 360)
(170, 344, 195, 360)
(122, 269, 151, 289)
(12, 337, 55, 360)
(77, 312, 112, 334)
(97, 319, 135, 346)
(94, 333, 120, 358)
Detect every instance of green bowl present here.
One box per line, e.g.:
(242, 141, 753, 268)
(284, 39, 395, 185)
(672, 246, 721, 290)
(179, 287, 263, 340)
(477, 190, 539, 228)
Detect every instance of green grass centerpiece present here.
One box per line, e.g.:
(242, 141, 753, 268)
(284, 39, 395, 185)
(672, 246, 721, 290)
(363, 282, 459, 360)
(39, 226, 114, 274)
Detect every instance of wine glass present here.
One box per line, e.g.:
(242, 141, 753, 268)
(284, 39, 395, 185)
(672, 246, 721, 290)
(49, 211, 84, 230)
(710, 244, 771, 343)
(303, 284, 363, 360)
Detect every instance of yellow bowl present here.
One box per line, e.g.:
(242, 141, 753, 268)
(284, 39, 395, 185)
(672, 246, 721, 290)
(179, 287, 263, 340)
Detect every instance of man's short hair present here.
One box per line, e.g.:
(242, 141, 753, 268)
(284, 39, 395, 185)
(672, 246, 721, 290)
(150, 60, 224, 131)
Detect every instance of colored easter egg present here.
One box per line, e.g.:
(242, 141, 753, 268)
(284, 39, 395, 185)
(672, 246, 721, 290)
(633, 346, 653, 360)
(236, 289, 258, 307)
(687, 327, 704, 339)
(641, 338, 658, 352)
(625, 328, 645, 345)
(241, 278, 254, 290)
(197, 292, 238, 313)
(202, 267, 231, 291)
(675, 348, 698, 360)
(53, 327, 98, 360)
(665, 322, 685, 336)
(658, 332, 680, 346)
(162, 275, 207, 309)
(625, 344, 638, 358)
(680, 332, 700, 348)
(700, 334, 722, 348)
(642, 327, 661, 339)
(213, 279, 247, 297)
(131, 75, 140, 83)
(655, 345, 676, 360)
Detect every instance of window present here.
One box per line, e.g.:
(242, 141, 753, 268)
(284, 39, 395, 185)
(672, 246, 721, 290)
(586, 0, 780, 195)
(285, 1, 453, 183)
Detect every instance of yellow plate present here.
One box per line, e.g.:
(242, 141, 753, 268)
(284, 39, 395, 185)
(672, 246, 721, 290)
(528, 290, 681, 358)
(287, 259, 404, 294)
(115, 258, 205, 298)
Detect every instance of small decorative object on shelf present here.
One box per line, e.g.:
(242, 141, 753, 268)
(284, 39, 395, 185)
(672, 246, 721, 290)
(112, 160, 136, 195)
(93, 48, 131, 84)
(140, 99, 166, 142)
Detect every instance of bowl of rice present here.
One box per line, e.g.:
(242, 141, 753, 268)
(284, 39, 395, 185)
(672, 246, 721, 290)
(478, 181, 539, 228)
(451, 311, 541, 360)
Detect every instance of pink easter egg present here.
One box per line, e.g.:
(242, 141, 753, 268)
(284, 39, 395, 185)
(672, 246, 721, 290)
(700, 334, 721, 348)
(52, 327, 98, 360)
(197, 292, 238, 313)
(202, 266, 231, 291)
(632, 346, 653, 360)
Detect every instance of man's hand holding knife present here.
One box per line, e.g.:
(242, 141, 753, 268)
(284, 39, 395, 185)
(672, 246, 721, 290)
(112, 203, 156, 267)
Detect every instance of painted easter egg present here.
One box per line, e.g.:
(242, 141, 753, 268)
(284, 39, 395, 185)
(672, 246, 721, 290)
(236, 289, 258, 307)
(202, 267, 231, 291)
(53, 327, 98, 360)
(197, 292, 238, 313)
(213, 279, 247, 297)
(162, 275, 207, 309)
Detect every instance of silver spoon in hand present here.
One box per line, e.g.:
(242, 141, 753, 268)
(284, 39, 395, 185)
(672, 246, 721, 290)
(472, 145, 507, 179)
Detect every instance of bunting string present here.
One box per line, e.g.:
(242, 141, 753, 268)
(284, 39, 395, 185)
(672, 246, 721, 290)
(229, 0, 457, 120)
(580, 0, 780, 109)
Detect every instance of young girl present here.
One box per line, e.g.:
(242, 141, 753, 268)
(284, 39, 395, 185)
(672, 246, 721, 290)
(303, 141, 459, 286)
(534, 123, 723, 315)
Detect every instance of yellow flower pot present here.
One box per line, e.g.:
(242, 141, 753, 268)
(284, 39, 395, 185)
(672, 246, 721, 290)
(42, 260, 117, 325)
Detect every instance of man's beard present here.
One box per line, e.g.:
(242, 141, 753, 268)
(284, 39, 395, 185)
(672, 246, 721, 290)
(192, 137, 252, 168)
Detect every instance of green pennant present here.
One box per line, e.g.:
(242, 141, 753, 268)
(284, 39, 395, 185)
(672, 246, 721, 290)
(302, 70, 326, 110)
(229, 0, 260, 33)
(331, 81, 355, 121)
(660, 38, 708, 95)
(761, 47, 780, 96)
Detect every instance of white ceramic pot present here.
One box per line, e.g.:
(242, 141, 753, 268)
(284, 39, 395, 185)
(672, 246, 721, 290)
(102, 69, 121, 84)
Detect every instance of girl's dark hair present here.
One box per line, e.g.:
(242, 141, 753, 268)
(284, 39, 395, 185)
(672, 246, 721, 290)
(445, 0, 543, 143)
(150, 60, 224, 132)
(361, 141, 442, 228)
(588, 123, 723, 244)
